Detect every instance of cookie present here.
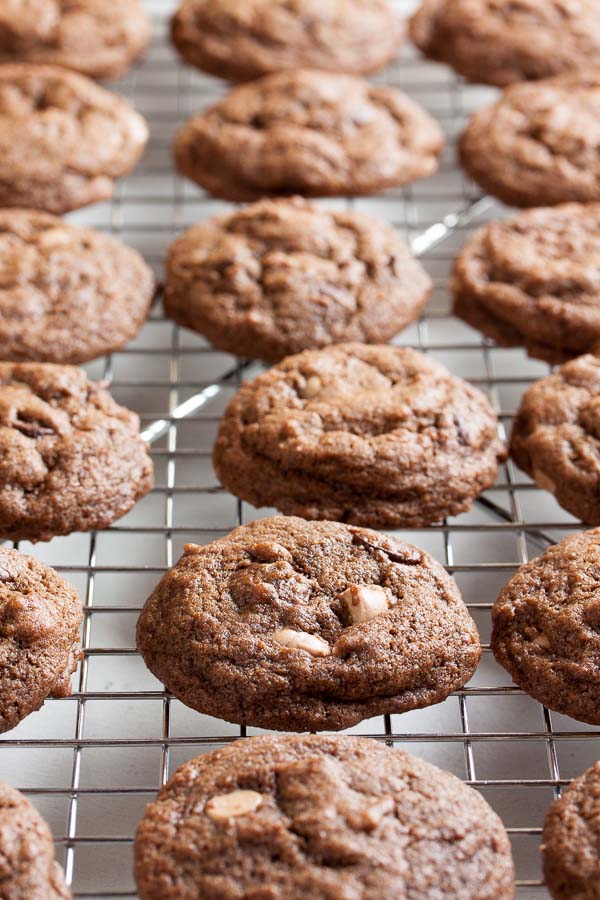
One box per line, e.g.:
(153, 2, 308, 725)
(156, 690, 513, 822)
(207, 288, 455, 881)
(0, 209, 155, 364)
(0, 0, 151, 81)
(460, 72, 600, 208)
(134, 734, 515, 899)
(410, 0, 600, 87)
(491, 528, 600, 725)
(174, 69, 444, 202)
(0, 362, 153, 542)
(542, 761, 600, 900)
(452, 204, 600, 364)
(0, 63, 148, 214)
(0, 781, 70, 898)
(171, 0, 405, 82)
(510, 356, 600, 525)
(0, 546, 82, 733)
(213, 344, 505, 528)
(164, 197, 432, 363)
(137, 515, 481, 732)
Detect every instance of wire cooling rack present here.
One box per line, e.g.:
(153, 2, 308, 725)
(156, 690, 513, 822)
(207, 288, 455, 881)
(3, 1, 598, 897)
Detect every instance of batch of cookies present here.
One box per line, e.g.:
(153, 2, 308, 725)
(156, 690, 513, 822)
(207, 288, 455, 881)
(1, 0, 600, 897)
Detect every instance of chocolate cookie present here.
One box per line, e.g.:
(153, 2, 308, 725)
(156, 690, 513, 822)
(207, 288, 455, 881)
(137, 515, 481, 732)
(0, 63, 148, 214)
(0, 209, 155, 364)
(452, 204, 600, 364)
(0, 0, 151, 81)
(410, 0, 600, 87)
(213, 344, 505, 528)
(134, 734, 515, 899)
(0, 781, 70, 898)
(174, 69, 444, 202)
(510, 356, 600, 525)
(0, 546, 82, 733)
(491, 528, 600, 725)
(171, 0, 404, 82)
(164, 197, 432, 363)
(460, 72, 600, 208)
(542, 761, 600, 900)
(0, 362, 153, 542)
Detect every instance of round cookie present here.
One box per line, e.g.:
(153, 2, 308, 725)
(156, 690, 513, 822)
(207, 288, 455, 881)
(171, 0, 404, 82)
(0, 781, 70, 898)
(0, 63, 148, 214)
(0, 209, 156, 364)
(174, 68, 444, 202)
(0, 0, 151, 81)
(0, 546, 82, 733)
(164, 197, 432, 363)
(410, 0, 600, 87)
(542, 761, 600, 900)
(213, 344, 505, 528)
(137, 515, 481, 732)
(460, 72, 600, 208)
(510, 356, 600, 525)
(491, 528, 600, 725)
(134, 734, 515, 899)
(0, 362, 154, 542)
(452, 204, 600, 364)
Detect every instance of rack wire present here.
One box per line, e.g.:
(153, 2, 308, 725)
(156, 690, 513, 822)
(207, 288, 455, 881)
(2, 1, 597, 897)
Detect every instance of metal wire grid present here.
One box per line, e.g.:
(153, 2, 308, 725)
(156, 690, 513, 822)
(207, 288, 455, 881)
(1, 1, 598, 897)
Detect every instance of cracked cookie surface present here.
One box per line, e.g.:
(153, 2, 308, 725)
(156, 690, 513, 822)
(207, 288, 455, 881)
(213, 344, 505, 527)
(0, 209, 155, 364)
(510, 356, 600, 525)
(542, 761, 600, 900)
(171, 0, 404, 82)
(165, 197, 432, 362)
(410, 0, 600, 87)
(0, 63, 148, 214)
(0, 546, 81, 734)
(0, 362, 153, 541)
(0, 781, 70, 898)
(460, 72, 600, 208)
(492, 528, 600, 725)
(134, 734, 515, 899)
(137, 515, 481, 732)
(452, 204, 600, 364)
(174, 68, 444, 201)
(0, 0, 150, 80)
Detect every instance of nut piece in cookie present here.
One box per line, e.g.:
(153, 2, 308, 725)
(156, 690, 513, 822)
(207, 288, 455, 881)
(0, 209, 156, 364)
(174, 69, 444, 201)
(0, 781, 71, 898)
(0, 362, 154, 541)
(213, 343, 505, 528)
(136, 515, 481, 732)
(0, 546, 82, 734)
(410, 0, 600, 87)
(542, 761, 600, 900)
(0, 63, 148, 214)
(460, 71, 600, 208)
(171, 0, 405, 82)
(492, 528, 600, 725)
(452, 204, 600, 364)
(510, 355, 600, 524)
(164, 197, 432, 362)
(134, 734, 515, 899)
(0, 0, 151, 81)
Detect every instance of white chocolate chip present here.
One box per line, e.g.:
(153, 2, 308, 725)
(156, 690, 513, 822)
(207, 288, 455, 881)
(273, 629, 331, 657)
(302, 376, 321, 398)
(38, 228, 71, 248)
(532, 633, 550, 649)
(340, 584, 390, 624)
(533, 468, 556, 495)
(205, 790, 263, 820)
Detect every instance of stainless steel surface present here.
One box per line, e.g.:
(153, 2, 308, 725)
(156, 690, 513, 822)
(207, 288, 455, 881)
(3, 2, 597, 897)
